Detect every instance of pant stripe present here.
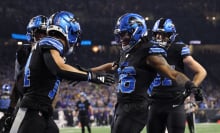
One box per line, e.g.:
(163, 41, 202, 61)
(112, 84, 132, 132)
(10, 108, 27, 133)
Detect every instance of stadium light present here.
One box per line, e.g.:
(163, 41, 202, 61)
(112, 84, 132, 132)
(92, 45, 99, 53)
(17, 41, 23, 45)
(145, 17, 149, 21)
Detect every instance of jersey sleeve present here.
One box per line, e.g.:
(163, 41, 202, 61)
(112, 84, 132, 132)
(38, 37, 64, 56)
(181, 45, 191, 58)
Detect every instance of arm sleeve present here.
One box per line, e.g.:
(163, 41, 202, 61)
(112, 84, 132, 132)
(43, 50, 88, 81)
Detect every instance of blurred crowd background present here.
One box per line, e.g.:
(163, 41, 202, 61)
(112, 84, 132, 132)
(0, 0, 220, 127)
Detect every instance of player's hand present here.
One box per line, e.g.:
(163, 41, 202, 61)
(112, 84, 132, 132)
(87, 71, 115, 86)
(0, 107, 15, 132)
(76, 64, 90, 72)
(193, 88, 204, 101)
(185, 81, 203, 101)
(184, 81, 196, 96)
(112, 60, 119, 68)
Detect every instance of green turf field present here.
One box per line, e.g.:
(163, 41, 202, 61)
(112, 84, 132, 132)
(60, 123, 220, 133)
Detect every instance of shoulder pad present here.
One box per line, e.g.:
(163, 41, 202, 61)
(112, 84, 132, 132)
(148, 45, 167, 56)
(39, 37, 64, 55)
(144, 41, 167, 56)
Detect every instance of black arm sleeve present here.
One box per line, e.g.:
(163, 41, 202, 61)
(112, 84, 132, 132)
(43, 51, 88, 81)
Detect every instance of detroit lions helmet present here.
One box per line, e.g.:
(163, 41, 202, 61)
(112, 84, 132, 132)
(47, 11, 81, 49)
(26, 15, 48, 42)
(2, 84, 12, 94)
(114, 13, 148, 51)
(152, 18, 177, 48)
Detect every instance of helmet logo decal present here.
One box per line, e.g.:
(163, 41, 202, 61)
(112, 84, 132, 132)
(114, 13, 148, 52)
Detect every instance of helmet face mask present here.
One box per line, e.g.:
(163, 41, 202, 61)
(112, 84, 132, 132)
(47, 11, 81, 50)
(154, 32, 171, 48)
(114, 13, 148, 51)
(116, 31, 132, 50)
(26, 15, 48, 42)
(152, 18, 177, 48)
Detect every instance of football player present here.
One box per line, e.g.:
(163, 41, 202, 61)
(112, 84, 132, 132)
(0, 15, 48, 133)
(75, 92, 94, 133)
(147, 18, 207, 133)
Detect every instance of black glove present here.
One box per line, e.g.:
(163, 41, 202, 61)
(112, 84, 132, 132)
(76, 64, 90, 72)
(194, 88, 204, 101)
(185, 81, 199, 95)
(185, 81, 204, 101)
(184, 81, 195, 98)
(87, 71, 115, 86)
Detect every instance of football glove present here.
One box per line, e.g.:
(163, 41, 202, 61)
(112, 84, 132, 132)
(193, 88, 204, 101)
(185, 81, 203, 101)
(87, 71, 115, 86)
(185, 81, 196, 95)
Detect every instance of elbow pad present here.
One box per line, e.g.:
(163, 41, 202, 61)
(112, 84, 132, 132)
(43, 51, 88, 81)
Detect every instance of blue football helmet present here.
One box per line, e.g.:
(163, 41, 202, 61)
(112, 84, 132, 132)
(2, 84, 11, 94)
(47, 11, 81, 49)
(26, 15, 48, 42)
(114, 13, 148, 51)
(152, 18, 177, 47)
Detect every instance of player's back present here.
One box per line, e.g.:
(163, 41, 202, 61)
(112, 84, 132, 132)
(14, 44, 32, 96)
(20, 37, 64, 113)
